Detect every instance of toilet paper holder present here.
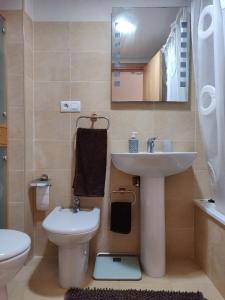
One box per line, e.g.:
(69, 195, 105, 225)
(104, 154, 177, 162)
(30, 174, 51, 187)
(30, 174, 51, 211)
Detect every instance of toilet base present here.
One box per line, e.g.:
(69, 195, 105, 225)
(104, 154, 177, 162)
(58, 242, 89, 289)
(0, 286, 8, 300)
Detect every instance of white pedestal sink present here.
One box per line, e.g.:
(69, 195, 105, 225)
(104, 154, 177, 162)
(111, 152, 197, 277)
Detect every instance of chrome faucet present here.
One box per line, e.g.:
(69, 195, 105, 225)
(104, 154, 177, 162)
(147, 137, 157, 153)
(72, 196, 80, 213)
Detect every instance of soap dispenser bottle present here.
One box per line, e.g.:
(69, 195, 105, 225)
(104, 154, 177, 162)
(128, 132, 139, 153)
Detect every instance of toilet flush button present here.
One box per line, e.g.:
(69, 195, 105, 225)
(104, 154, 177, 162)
(60, 100, 81, 112)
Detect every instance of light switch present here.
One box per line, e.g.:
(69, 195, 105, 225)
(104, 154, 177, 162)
(60, 100, 81, 112)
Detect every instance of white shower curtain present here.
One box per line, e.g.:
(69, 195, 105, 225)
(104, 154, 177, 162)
(162, 8, 190, 102)
(192, 0, 225, 214)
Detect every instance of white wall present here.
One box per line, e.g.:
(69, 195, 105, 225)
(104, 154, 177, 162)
(0, 0, 22, 10)
(33, 0, 190, 21)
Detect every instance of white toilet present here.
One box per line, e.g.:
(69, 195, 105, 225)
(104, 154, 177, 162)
(0, 229, 31, 300)
(42, 206, 100, 288)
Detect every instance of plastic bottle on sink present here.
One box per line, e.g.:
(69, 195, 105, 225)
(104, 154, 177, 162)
(128, 132, 139, 153)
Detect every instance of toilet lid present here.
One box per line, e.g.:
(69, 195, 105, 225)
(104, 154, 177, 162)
(0, 229, 31, 261)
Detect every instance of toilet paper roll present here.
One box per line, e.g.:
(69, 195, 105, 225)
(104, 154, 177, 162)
(36, 186, 50, 211)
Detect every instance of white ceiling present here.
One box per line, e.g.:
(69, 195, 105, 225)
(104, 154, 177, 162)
(112, 7, 181, 63)
(0, 0, 190, 25)
(31, 0, 189, 22)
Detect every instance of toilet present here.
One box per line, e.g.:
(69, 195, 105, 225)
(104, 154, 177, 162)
(0, 229, 31, 300)
(42, 206, 100, 288)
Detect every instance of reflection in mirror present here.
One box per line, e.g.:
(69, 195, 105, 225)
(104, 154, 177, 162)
(111, 7, 191, 102)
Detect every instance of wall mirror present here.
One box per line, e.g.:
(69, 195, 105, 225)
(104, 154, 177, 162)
(111, 6, 191, 103)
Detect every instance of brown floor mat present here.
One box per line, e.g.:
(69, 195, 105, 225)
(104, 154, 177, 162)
(65, 288, 207, 300)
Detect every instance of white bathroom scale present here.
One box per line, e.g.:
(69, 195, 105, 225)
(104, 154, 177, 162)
(93, 253, 142, 280)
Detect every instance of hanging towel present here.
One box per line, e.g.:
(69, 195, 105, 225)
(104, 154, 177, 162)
(73, 128, 107, 197)
(110, 202, 131, 234)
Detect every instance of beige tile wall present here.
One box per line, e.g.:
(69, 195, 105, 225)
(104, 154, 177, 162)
(2, 10, 213, 262)
(195, 207, 225, 298)
(4, 8, 225, 291)
(32, 21, 209, 260)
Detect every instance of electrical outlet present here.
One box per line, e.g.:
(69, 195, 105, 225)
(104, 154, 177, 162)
(60, 101, 81, 112)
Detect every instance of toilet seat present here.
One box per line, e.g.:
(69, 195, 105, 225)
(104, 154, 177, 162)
(0, 230, 31, 261)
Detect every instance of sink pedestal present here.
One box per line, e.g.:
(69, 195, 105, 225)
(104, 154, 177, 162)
(140, 177, 165, 277)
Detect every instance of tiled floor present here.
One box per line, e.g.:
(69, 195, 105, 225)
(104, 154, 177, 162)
(7, 257, 224, 300)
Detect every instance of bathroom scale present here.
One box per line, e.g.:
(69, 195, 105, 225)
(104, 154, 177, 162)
(93, 252, 142, 280)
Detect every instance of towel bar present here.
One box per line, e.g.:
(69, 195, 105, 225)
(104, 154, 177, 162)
(110, 188, 136, 206)
(76, 113, 110, 130)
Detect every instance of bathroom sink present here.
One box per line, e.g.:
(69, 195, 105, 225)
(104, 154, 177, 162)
(111, 151, 197, 278)
(111, 152, 197, 177)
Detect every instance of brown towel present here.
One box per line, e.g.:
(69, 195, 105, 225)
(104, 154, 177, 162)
(73, 128, 107, 197)
(110, 202, 131, 234)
